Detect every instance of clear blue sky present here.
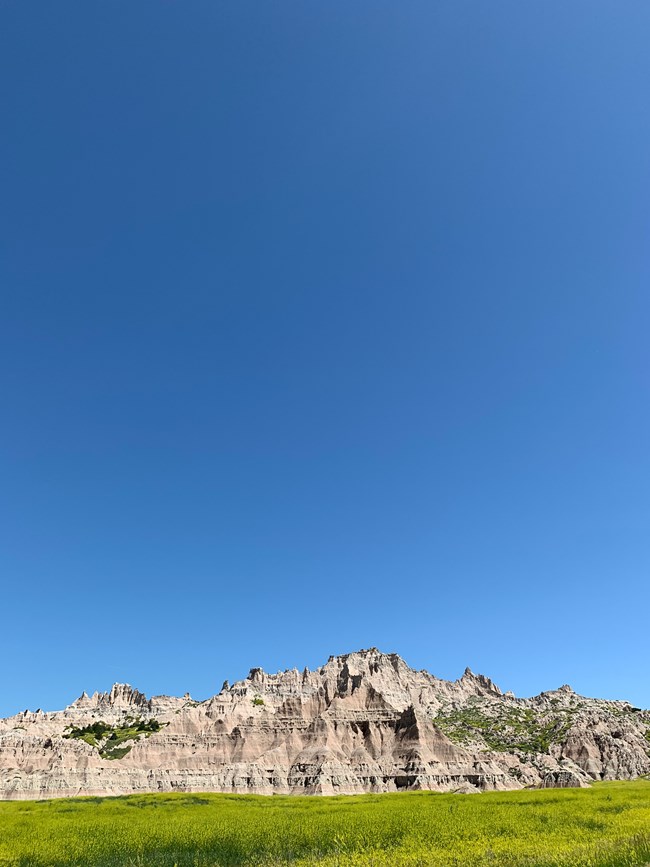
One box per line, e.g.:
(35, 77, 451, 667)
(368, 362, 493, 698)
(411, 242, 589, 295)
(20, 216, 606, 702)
(1, 2, 648, 717)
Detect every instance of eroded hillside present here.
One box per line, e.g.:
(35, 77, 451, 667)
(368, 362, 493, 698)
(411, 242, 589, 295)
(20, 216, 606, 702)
(1, 649, 648, 798)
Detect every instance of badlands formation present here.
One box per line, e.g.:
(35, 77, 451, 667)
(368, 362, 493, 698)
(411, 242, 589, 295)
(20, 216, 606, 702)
(1, 648, 649, 799)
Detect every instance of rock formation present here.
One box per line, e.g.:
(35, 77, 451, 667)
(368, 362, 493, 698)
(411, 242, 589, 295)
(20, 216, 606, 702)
(1, 648, 648, 799)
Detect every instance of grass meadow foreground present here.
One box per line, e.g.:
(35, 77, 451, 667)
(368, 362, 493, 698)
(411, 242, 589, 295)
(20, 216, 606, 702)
(0, 781, 649, 867)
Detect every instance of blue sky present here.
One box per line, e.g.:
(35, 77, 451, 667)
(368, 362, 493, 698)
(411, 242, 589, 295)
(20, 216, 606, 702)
(1, 2, 648, 716)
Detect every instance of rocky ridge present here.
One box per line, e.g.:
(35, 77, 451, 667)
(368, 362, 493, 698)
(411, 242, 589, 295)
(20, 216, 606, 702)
(1, 648, 648, 799)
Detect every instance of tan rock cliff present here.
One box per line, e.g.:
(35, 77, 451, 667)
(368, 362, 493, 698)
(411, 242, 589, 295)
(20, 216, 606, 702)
(1, 649, 648, 799)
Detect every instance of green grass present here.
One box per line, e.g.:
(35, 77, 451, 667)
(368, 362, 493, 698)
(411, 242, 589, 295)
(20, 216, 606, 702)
(0, 781, 649, 865)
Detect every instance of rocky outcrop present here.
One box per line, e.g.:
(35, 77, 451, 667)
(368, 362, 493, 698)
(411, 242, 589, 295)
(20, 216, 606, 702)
(69, 684, 153, 717)
(0, 648, 648, 799)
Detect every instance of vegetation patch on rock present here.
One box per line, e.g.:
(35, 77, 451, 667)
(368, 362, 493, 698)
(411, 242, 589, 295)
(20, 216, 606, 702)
(63, 717, 163, 760)
(434, 699, 575, 755)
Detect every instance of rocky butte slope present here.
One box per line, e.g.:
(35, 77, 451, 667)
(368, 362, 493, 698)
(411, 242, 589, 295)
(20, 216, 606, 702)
(1, 649, 649, 799)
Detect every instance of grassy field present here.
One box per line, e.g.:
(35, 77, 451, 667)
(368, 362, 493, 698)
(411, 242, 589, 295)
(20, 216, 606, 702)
(0, 781, 649, 867)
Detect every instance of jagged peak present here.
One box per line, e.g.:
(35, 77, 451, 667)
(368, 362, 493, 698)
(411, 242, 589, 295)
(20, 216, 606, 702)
(459, 667, 502, 696)
(69, 683, 150, 710)
(328, 647, 397, 661)
(241, 649, 407, 686)
(8, 650, 649, 723)
(323, 648, 406, 672)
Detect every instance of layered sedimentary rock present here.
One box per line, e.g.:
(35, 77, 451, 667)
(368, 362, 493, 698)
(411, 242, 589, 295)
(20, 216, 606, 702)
(1, 648, 648, 799)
